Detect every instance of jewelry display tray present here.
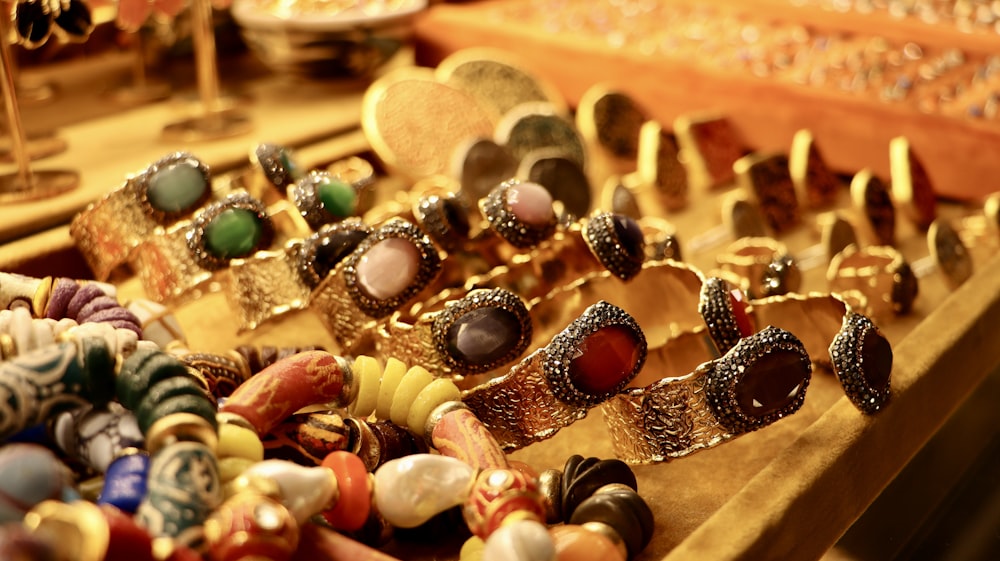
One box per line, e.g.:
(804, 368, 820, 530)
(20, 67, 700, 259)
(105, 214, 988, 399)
(2, 31, 1000, 561)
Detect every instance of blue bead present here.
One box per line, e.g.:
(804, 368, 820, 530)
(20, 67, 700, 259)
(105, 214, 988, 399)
(4, 423, 51, 445)
(98, 452, 150, 514)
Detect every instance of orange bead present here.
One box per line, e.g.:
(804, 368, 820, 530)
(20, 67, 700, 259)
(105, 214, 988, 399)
(551, 525, 626, 561)
(320, 451, 371, 532)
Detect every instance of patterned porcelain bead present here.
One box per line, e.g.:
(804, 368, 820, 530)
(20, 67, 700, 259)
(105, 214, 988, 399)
(98, 450, 150, 513)
(430, 403, 508, 471)
(220, 351, 353, 435)
(482, 519, 555, 561)
(174, 350, 252, 399)
(464, 469, 546, 539)
(240, 460, 337, 524)
(0, 339, 112, 440)
(135, 441, 222, 540)
(265, 411, 351, 466)
(373, 454, 476, 529)
(205, 492, 299, 561)
(0, 444, 75, 523)
(51, 402, 144, 473)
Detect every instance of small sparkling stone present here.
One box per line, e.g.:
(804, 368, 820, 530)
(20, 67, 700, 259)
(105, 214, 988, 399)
(317, 180, 357, 219)
(569, 325, 642, 395)
(204, 209, 262, 259)
(728, 289, 755, 337)
(611, 214, 644, 259)
(447, 307, 522, 366)
(861, 328, 892, 393)
(147, 162, 207, 213)
(356, 237, 420, 301)
(507, 182, 554, 227)
(735, 349, 808, 419)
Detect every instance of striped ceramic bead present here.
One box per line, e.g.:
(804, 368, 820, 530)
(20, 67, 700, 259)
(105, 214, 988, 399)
(135, 440, 222, 540)
(429, 402, 508, 471)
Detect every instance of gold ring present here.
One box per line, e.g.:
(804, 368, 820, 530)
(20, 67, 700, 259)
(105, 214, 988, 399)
(309, 218, 443, 353)
(827, 244, 918, 321)
(715, 237, 800, 298)
(70, 152, 213, 281)
(788, 129, 840, 210)
(462, 300, 646, 451)
(734, 152, 802, 235)
(132, 192, 275, 304)
(851, 169, 896, 247)
(602, 325, 811, 464)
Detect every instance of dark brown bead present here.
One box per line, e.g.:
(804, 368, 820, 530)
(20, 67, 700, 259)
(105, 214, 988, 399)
(368, 420, 428, 468)
(568, 488, 654, 558)
(560, 455, 637, 521)
(861, 328, 892, 393)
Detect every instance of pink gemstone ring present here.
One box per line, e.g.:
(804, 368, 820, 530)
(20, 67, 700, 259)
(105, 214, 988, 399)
(479, 179, 560, 250)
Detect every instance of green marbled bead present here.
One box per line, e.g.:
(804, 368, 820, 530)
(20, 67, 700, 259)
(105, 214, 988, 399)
(147, 162, 209, 213)
(317, 179, 357, 219)
(204, 209, 263, 260)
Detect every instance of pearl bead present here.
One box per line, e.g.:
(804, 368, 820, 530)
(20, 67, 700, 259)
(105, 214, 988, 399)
(373, 454, 475, 528)
(241, 460, 337, 524)
(482, 519, 555, 561)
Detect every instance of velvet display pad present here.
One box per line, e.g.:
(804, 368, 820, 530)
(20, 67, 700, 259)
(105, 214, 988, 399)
(413, 0, 1000, 203)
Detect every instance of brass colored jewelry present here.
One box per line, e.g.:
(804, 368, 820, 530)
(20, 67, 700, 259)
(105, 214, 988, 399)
(70, 152, 213, 281)
(734, 152, 801, 234)
(788, 129, 840, 210)
(602, 326, 811, 464)
(132, 192, 275, 304)
(575, 85, 646, 194)
(635, 119, 688, 212)
(457, 210, 646, 304)
(373, 287, 533, 386)
(715, 237, 799, 298)
(479, 179, 560, 250)
(889, 136, 937, 230)
(232, 143, 304, 205)
(673, 113, 748, 190)
(828, 244, 918, 321)
(290, 169, 373, 231)
(309, 218, 443, 353)
(851, 168, 896, 246)
(518, 148, 593, 220)
(462, 300, 646, 451)
(698, 276, 755, 355)
(926, 218, 973, 290)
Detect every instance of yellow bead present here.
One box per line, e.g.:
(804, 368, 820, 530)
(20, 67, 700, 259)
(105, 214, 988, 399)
(218, 457, 258, 484)
(390, 366, 434, 427)
(217, 423, 264, 462)
(374, 357, 408, 420)
(406, 378, 461, 436)
(348, 355, 382, 418)
(460, 535, 486, 561)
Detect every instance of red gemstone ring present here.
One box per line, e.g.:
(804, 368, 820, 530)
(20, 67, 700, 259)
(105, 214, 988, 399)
(462, 300, 646, 451)
(602, 326, 812, 464)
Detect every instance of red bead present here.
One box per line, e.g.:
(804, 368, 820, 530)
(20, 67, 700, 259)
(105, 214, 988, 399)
(431, 408, 508, 470)
(728, 289, 755, 337)
(463, 469, 545, 539)
(292, 523, 403, 561)
(100, 505, 155, 561)
(569, 325, 642, 395)
(220, 351, 348, 435)
(321, 451, 371, 532)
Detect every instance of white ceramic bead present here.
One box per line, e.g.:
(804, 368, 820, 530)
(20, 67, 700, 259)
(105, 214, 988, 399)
(483, 519, 556, 561)
(241, 459, 337, 524)
(374, 454, 476, 528)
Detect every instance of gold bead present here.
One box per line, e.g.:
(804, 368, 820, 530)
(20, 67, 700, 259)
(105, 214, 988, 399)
(23, 500, 109, 561)
(145, 413, 218, 455)
(537, 468, 563, 524)
(581, 521, 629, 561)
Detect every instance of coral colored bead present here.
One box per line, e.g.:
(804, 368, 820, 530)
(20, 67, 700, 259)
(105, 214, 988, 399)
(101, 504, 155, 561)
(550, 525, 626, 561)
(373, 454, 475, 529)
(482, 519, 555, 561)
(321, 451, 371, 531)
(431, 407, 508, 470)
(220, 351, 350, 435)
